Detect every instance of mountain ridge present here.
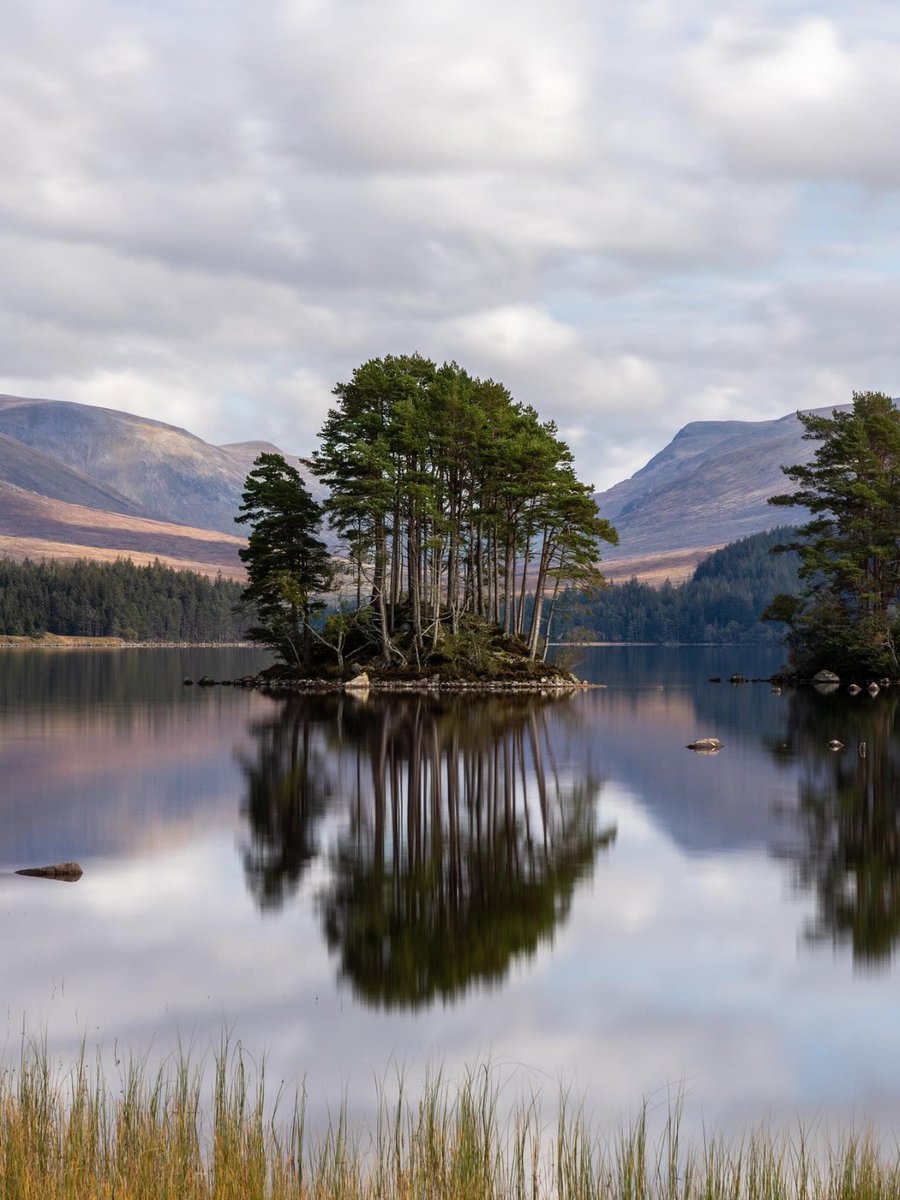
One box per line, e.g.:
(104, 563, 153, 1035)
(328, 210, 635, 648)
(594, 404, 854, 575)
(0, 390, 871, 583)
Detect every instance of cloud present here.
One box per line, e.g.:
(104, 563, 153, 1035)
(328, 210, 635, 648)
(0, 0, 899, 491)
(685, 16, 900, 185)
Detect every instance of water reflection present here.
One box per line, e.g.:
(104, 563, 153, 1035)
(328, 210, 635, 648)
(774, 689, 900, 968)
(239, 695, 614, 1007)
(238, 699, 337, 909)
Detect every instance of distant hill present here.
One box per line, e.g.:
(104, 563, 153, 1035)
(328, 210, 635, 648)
(0, 396, 326, 578)
(595, 405, 851, 577)
(0, 395, 252, 535)
(0, 431, 147, 517)
(0, 481, 246, 578)
(0, 390, 873, 584)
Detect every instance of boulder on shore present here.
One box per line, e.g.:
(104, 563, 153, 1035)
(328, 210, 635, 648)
(345, 672, 371, 690)
(16, 862, 83, 881)
(812, 669, 840, 684)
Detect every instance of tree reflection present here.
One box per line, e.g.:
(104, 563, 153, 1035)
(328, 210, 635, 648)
(773, 690, 900, 968)
(239, 694, 613, 1005)
(237, 697, 340, 909)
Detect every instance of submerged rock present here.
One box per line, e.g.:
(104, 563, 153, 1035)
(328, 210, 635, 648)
(16, 862, 83, 881)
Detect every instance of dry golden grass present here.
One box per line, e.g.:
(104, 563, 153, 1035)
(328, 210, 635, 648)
(2, 1043, 900, 1199)
(601, 545, 727, 586)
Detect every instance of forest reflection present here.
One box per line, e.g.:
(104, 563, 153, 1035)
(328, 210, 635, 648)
(772, 689, 900, 968)
(238, 694, 614, 1007)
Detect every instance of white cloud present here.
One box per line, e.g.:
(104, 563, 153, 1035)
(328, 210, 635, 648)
(685, 16, 900, 184)
(0, 0, 899, 489)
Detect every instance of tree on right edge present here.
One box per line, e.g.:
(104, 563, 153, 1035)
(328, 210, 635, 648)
(766, 391, 900, 676)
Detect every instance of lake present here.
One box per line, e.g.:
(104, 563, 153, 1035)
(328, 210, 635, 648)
(2, 643, 899, 1140)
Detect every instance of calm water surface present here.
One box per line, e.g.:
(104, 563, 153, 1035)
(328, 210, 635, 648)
(2, 644, 899, 1136)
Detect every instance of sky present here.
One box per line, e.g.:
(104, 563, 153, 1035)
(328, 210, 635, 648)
(2, 1, 900, 490)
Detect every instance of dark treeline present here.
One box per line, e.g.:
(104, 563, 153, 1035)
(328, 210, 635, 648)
(0, 557, 248, 641)
(558, 528, 801, 644)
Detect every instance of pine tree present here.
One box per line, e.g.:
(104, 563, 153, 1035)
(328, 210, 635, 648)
(768, 391, 900, 675)
(236, 453, 332, 665)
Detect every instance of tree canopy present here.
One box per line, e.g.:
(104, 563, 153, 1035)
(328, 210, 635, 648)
(767, 391, 900, 675)
(307, 353, 617, 668)
(236, 452, 332, 665)
(237, 354, 617, 672)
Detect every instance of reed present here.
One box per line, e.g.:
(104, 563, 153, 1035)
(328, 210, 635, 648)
(1, 1040, 899, 1199)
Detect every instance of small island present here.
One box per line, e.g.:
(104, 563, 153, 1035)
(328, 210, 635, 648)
(236, 353, 617, 691)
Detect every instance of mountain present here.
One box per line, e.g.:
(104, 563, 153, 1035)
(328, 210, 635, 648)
(0, 397, 325, 579)
(0, 431, 148, 517)
(0, 390, 865, 585)
(0, 394, 291, 577)
(595, 406, 848, 580)
(0, 395, 257, 535)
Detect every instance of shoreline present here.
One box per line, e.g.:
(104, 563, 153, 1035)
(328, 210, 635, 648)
(0, 635, 260, 650)
(251, 677, 605, 695)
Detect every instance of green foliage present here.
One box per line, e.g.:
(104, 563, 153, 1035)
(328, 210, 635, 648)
(0, 557, 247, 641)
(769, 391, 900, 675)
(558, 528, 802, 644)
(309, 354, 616, 667)
(236, 452, 332, 666)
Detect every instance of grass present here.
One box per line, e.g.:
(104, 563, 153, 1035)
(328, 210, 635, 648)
(2, 1042, 900, 1199)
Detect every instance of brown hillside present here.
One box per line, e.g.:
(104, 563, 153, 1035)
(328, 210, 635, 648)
(600, 544, 724, 585)
(0, 484, 246, 579)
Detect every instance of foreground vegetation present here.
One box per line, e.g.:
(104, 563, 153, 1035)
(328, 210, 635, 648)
(3, 1044, 900, 1199)
(0, 557, 247, 642)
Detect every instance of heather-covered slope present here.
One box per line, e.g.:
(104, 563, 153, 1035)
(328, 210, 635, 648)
(595, 405, 848, 570)
(0, 395, 251, 534)
(0, 431, 147, 516)
(0, 482, 245, 578)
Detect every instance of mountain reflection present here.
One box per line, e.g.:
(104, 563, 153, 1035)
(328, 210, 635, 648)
(239, 694, 614, 1006)
(773, 690, 900, 968)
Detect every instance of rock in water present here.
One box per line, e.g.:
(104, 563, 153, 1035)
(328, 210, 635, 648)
(345, 672, 371, 690)
(812, 669, 840, 684)
(16, 862, 83, 881)
(686, 737, 722, 752)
